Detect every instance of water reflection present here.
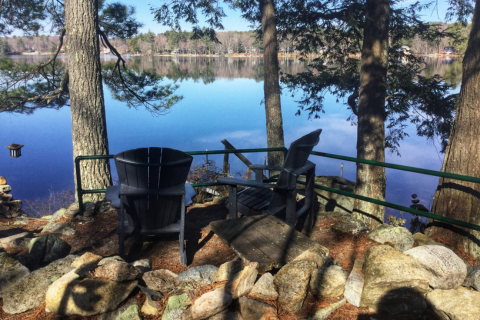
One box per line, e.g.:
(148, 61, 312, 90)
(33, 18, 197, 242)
(422, 56, 463, 89)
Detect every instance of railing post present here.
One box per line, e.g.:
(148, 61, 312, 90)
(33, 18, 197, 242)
(341, 163, 344, 178)
(75, 156, 84, 216)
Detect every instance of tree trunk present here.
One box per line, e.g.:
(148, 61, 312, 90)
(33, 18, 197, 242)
(353, 0, 389, 228)
(427, 0, 480, 259)
(65, 0, 111, 201)
(260, 0, 285, 173)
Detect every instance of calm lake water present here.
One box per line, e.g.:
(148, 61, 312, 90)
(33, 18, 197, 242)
(0, 55, 463, 221)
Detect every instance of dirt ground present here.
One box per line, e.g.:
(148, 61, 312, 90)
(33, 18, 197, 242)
(1, 201, 473, 320)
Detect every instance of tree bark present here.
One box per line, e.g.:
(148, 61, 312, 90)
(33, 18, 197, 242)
(427, 0, 480, 259)
(65, 0, 111, 201)
(260, 0, 285, 172)
(353, 0, 389, 228)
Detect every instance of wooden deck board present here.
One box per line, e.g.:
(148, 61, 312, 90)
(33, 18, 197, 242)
(209, 215, 327, 272)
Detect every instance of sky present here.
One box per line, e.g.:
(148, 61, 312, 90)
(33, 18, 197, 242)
(120, 0, 453, 35)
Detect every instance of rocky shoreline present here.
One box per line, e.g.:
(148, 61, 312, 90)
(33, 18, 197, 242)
(1, 176, 479, 319)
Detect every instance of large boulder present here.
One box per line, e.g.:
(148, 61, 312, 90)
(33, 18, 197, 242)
(143, 269, 179, 293)
(45, 269, 138, 316)
(21, 234, 71, 269)
(0, 231, 31, 251)
(302, 176, 355, 214)
(343, 259, 364, 307)
(463, 265, 480, 290)
(94, 259, 142, 282)
(2, 255, 77, 314)
(215, 260, 251, 282)
(162, 293, 192, 320)
(310, 259, 347, 298)
(368, 224, 414, 252)
(225, 262, 258, 299)
(238, 297, 278, 320)
(274, 260, 316, 314)
(427, 286, 480, 320)
(248, 273, 278, 301)
(360, 245, 431, 314)
(292, 247, 328, 267)
(178, 265, 218, 287)
(404, 245, 467, 289)
(190, 288, 233, 320)
(0, 253, 30, 296)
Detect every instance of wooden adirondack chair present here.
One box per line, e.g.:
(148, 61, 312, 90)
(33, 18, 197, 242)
(218, 129, 321, 228)
(111, 147, 193, 265)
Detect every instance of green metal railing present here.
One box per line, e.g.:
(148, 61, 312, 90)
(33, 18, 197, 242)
(75, 147, 480, 232)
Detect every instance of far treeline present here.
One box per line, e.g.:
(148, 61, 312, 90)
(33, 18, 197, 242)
(0, 22, 472, 56)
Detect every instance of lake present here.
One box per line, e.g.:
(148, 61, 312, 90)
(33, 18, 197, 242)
(0, 55, 463, 222)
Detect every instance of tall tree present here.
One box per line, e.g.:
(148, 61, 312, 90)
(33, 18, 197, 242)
(0, 0, 180, 201)
(277, 0, 456, 226)
(153, 0, 285, 169)
(352, 0, 389, 227)
(427, 0, 480, 259)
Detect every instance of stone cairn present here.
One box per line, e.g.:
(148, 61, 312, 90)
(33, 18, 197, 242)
(0, 176, 24, 219)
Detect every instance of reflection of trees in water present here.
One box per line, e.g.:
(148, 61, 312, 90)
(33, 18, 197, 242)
(422, 56, 463, 89)
(124, 56, 308, 82)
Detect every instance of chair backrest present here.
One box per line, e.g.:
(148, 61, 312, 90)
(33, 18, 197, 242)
(267, 129, 322, 212)
(115, 147, 193, 231)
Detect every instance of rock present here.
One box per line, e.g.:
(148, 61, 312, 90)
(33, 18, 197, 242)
(310, 259, 347, 298)
(292, 247, 328, 267)
(115, 302, 141, 320)
(343, 259, 364, 307)
(413, 232, 441, 246)
(274, 260, 316, 314)
(43, 233, 72, 265)
(0, 192, 13, 201)
(6, 199, 22, 214)
(143, 269, 179, 293)
(45, 271, 138, 316)
(332, 220, 368, 235)
(0, 253, 30, 297)
(42, 222, 76, 236)
(238, 297, 278, 320)
(248, 273, 278, 301)
(463, 265, 480, 290)
(131, 258, 151, 273)
(50, 208, 67, 222)
(2, 255, 77, 314)
(94, 259, 142, 282)
(142, 296, 161, 316)
(190, 288, 233, 320)
(0, 184, 12, 193)
(207, 308, 243, 320)
(427, 286, 480, 320)
(95, 200, 112, 215)
(0, 176, 7, 185)
(215, 260, 250, 282)
(360, 245, 431, 314)
(83, 202, 96, 217)
(97, 298, 139, 320)
(404, 245, 467, 290)
(162, 293, 191, 320)
(0, 231, 31, 250)
(98, 255, 124, 265)
(178, 265, 218, 286)
(225, 262, 258, 299)
(72, 252, 103, 276)
(368, 224, 414, 252)
(301, 298, 346, 320)
(138, 284, 163, 301)
(65, 202, 80, 218)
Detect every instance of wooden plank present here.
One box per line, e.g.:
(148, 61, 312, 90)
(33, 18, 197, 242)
(238, 188, 271, 208)
(210, 219, 276, 271)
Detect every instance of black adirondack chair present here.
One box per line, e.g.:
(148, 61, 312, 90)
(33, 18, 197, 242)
(110, 147, 193, 265)
(218, 129, 322, 227)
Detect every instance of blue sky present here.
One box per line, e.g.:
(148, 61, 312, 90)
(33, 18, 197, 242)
(120, 0, 452, 35)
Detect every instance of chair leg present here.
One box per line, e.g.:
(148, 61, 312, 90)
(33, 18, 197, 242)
(286, 189, 296, 227)
(118, 232, 126, 259)
(305, 167, 316, 232)
(179, 196, 187, 266)
(228, 185, 237, 219)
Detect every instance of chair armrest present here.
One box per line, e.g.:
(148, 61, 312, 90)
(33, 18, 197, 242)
(217, 177, 275, 189)
(120, 184, 185, 196)
(285, 160, 316, 177)
(248, 164, 283, 172)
